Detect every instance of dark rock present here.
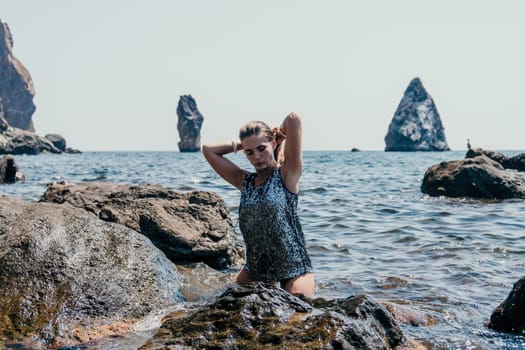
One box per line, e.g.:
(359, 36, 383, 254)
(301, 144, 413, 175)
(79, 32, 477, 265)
(40, 182, 244, 269)
(0, 155, 24, 183)
(466, 148, 525, 172)
(139, 282, 414, 350)
(0, 19, 36, 131)
(488, 277, 525, 334)
(45, 133, 67, 151)
(351, 147, 361, 152)
(177, 95, 204, 152)
(0, 126, 62, 154)
(0, 196, 184, 347)
(385, 77, 449, 152)
(421, 155, 525, 199)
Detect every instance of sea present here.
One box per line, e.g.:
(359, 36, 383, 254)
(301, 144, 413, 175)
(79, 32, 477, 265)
(1, 150, 525, 350)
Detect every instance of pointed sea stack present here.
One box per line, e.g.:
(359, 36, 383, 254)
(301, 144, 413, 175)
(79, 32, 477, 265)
(0, 19, 36, 131)
(176, 95, 204, 152)
(384, 77, 449, 151)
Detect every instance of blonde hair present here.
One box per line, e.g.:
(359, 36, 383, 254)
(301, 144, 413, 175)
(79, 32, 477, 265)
(239, 121, 274, 142)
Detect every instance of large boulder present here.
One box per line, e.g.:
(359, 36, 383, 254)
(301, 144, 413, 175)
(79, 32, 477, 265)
(421, 155, 525, 199)
(488, 277, 525, 334)
(177, 94, 204, 152)
(385, 77, 449, 151)
(40, 182, 244, 269)
(139, 282, 419, 350)
(0, 19, 36, 131)
(0, 196, 185, 347)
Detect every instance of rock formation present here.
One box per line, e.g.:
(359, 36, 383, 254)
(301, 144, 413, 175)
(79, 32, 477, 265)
(0, 19, 36, 131)
(488, 277, 525, 334)
(0, 20, 79, 155)
(0, 196, 184, 347)
(139, 282, 419, 349)
(0, 155, 24, 183)
(40, 182, 244, 269)
(421, 151, 525, 199)
(385, 77, 449, 151)
(177, 94, 204, 152)
(466, 148, 525, 172)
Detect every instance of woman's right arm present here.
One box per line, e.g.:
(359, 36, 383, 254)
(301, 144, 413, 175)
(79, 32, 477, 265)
(202, 141, 245, 191)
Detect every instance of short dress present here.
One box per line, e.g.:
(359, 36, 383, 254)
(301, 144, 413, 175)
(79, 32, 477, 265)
(239, 167, 313, 282)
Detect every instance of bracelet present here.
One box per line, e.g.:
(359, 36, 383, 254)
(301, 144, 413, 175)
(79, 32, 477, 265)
(231, 139, 238, 153)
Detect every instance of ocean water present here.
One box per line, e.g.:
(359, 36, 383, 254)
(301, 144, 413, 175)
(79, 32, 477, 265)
(2, 150, 525, 349)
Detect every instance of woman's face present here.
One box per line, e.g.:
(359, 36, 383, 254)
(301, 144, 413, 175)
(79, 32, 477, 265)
(242, 134, 276, 171)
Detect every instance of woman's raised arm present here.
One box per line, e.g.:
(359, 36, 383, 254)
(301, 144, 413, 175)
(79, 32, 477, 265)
(202, 141, 246, 191)
(279, 112, 303, 194)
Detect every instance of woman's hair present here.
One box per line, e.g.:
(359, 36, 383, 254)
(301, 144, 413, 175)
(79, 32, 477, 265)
(239, 121, 274, 142)
(239, 120, 283, 162)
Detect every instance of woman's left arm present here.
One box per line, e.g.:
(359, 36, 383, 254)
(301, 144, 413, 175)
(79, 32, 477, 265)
(280, 112, 302, 194)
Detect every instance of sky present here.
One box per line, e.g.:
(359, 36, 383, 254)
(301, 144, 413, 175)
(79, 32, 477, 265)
(1, 1, 524, 151)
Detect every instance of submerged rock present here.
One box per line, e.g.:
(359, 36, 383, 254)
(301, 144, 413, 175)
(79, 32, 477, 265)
(0, 196, 184, 347)
(40, 182, 244, 269)
(385, 77, 449, 152)
(488, 277, 525, 334)
(139, 282, 415, 349)
(177, 94, 204, 152)
(0, 19, 36, 131)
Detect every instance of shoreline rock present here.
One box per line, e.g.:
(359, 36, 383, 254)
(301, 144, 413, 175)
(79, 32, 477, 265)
(40, 181, 244, 269)
(0, 155, 24, 183)
(0, 196, 185, 347)
(139, 282, 420, 350)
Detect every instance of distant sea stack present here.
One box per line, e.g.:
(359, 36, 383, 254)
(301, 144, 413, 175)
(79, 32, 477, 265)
(0, 19, 36, 131)
(384, 77, 449, 152)
(177, 95, 204, 152)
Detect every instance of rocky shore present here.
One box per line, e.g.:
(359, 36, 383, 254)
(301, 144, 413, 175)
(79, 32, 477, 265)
(1, 178, 523, 348)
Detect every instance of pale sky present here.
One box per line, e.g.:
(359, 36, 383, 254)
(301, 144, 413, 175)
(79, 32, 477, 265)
(1, 1, 524, 151)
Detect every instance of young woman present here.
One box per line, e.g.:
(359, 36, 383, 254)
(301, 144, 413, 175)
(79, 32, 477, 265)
(202, 112, 314, 297)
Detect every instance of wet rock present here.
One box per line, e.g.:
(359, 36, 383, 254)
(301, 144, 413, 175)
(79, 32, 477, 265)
(466, 148, 525, 172)
(385, 77, 449, 152)
(0, 19, 36, 131)
(40, 182, 244, 269)
(421, 155, 525, 199)
(177, 94, 204, 152)
(488, 277, 525, 334)
(0, 196, 184, 347)
(0, 155, 24, 183)
(139, 282, 412, 349)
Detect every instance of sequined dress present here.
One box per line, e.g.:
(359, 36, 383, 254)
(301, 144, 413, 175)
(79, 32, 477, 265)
(239, 167, 313, 282)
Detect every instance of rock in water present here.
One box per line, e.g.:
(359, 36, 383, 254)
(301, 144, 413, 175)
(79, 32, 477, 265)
(139, 282, 411, 349)
(0, 19, 36, 131)
(488, 277, 525, 334)
(0, 196, 185, 347)
(40, 182, 244, 269)
(385, 77, 449, 151)
(177, 95, 204, 152)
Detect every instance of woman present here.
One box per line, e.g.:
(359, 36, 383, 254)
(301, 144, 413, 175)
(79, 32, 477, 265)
(202, 112, 314, 297)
